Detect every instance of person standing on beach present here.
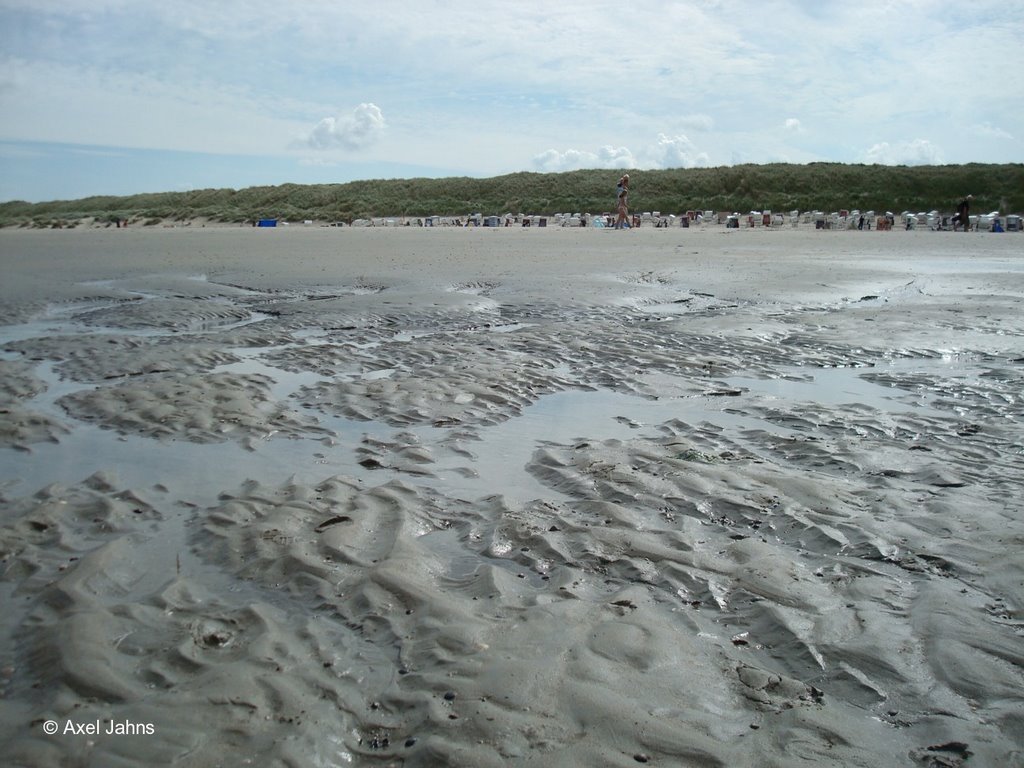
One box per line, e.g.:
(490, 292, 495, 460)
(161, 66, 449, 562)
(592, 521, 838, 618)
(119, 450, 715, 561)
(615, 174, 630, 229)
(954, 195, 973, 232)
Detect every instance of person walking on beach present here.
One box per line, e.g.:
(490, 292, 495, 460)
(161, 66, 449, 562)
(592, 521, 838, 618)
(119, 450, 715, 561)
(615, 174, 630, 229)
(954, 194, 973, 232)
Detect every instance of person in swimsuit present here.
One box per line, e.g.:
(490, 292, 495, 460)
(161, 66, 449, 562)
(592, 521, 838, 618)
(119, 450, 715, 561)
(954, 195, 973, 232)
(615, 174, 630, 229)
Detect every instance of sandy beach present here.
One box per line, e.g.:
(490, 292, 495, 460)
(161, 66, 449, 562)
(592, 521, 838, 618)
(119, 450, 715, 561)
(1, 225, 1022, 767)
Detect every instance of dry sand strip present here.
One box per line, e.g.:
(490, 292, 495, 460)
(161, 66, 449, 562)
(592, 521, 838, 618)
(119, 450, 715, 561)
(1, 227, 1022, 767)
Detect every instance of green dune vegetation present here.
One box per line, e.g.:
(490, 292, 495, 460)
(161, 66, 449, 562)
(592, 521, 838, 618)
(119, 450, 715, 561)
(2, 162, 1022, 229)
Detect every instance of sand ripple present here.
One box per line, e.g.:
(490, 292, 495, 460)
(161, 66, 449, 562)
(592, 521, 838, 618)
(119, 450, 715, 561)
(1, 245, 1022, 766)
(58, 372, 333, 445)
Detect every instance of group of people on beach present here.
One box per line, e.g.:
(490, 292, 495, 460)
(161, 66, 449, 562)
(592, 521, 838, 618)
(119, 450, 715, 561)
(612, 176, 979, 233)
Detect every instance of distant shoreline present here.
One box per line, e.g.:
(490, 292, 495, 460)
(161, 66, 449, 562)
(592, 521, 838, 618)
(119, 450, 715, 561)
(3, 162, 1022, 228)
(3, 209, 1018, 234)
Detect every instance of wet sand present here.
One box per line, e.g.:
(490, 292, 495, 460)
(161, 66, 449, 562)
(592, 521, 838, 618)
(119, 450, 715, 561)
(1, 226, 1023, 767)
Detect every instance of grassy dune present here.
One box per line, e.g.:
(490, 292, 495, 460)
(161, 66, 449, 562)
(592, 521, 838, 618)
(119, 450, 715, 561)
(2, 162, 1021, 228)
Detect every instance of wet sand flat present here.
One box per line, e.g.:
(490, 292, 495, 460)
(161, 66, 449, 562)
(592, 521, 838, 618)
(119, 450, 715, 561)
(1, 226, 1023, 767)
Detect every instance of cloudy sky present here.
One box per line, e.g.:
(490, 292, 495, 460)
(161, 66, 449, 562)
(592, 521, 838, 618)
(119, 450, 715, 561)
(1, 0, 1021, 202)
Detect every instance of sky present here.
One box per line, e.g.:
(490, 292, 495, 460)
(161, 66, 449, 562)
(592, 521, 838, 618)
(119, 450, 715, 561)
(1, 0, 1021, 202)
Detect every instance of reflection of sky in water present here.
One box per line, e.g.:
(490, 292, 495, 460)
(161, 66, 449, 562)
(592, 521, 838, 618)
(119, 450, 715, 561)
(728, 368, 910, 408)
(0, 377, 759, 507)
(440, 388, 788, 503)
(0, 286, 983, 513)
(2, 360, 965, 508)
(728, 358, 981, 412)
(0, 342, 998, 599)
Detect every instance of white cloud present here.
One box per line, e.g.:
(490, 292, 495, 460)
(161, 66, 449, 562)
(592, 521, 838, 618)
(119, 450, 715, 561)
(595, 145, 637, 168)
(305, 103, 386, 151)
(3, 0, 1022, 199)
(653, 133, 709, 169)
(534, 134, 712, 172)
(971, 122, 1013, 140)
(533, 148, 592, 171)
(679, 114, 715, 132)
(533, 145, 636, 172)
(0, 56, 301, 155)
(863, 139, 944, 166)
